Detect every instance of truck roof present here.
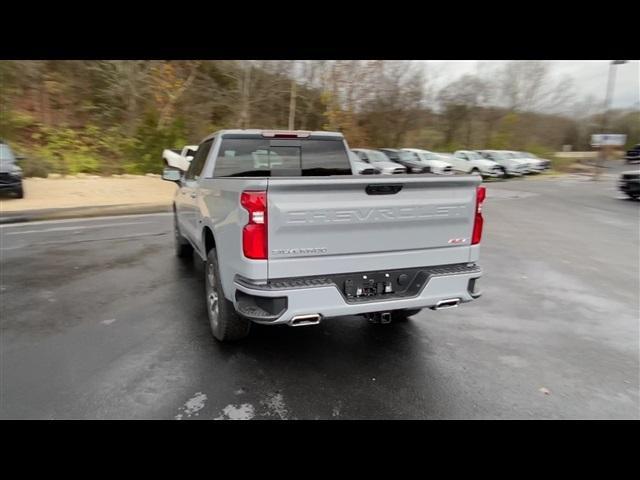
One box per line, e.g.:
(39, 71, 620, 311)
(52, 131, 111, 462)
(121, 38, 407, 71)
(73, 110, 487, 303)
(203, 129, 344, 142)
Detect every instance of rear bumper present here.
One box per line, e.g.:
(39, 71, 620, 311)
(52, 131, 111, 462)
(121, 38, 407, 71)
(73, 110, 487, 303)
(481, 169, 502, 178)
(506, 168, 525, 176)
(0, 176, 22, 190)
(232, 263, 482, 325)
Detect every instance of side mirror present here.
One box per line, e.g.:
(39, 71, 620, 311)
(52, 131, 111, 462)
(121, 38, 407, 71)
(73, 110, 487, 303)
(162, 167, 182, 183)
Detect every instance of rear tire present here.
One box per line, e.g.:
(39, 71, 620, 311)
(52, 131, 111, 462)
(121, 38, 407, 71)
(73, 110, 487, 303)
(205, 248, 251, 342)
(174, 212, 193, 258)
(14, 185, 24, 198)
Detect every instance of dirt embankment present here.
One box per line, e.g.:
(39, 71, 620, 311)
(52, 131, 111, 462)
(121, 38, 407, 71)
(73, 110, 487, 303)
(0, 175, 178, 214)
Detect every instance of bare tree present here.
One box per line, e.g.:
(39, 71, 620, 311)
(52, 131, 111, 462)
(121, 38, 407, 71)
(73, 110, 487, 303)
(89, 61, 156, 134)
(498, 61, 575, 113)
(438, 74, 492, 146)
(155, 61, 200, 129)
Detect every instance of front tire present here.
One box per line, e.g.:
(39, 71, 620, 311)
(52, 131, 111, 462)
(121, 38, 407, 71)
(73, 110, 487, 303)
(205, 249, 251, 342)
(14, 185, 24, 198)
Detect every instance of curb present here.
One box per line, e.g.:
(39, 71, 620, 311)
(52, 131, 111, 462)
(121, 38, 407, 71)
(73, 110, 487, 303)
(0, 203, 172, 224)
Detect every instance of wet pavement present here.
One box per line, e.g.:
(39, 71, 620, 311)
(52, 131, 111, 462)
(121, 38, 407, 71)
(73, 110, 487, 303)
(1, 174, 638, 419)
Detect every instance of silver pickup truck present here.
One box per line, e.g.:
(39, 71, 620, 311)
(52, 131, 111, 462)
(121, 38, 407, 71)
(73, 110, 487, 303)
(162, 130, 485, 342)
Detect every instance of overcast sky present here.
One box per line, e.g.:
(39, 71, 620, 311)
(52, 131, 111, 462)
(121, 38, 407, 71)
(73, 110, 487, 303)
(417, 60, 639, 109)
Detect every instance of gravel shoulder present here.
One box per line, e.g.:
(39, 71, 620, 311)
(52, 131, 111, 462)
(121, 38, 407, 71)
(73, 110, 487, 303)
(0, 176, 177, 214)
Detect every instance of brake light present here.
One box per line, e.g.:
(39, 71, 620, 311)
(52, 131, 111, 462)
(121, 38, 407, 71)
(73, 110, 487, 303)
(471, 186, 486, 245)
(241, 190, 268, 259)
(261, 130, 310, 138)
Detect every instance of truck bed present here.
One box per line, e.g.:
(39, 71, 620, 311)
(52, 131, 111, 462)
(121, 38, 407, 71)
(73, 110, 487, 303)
(266, 174, 482, 278)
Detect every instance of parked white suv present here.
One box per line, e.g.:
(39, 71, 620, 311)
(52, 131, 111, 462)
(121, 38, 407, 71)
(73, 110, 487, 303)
(501, 151, 535, 174)
(348, 150, 379, 175)
(510, 151, 550, 173)
(401, 148, 453, 175)
(451, 150, 504, 177)
(476, 150, 528, 177)
(351, 149, 407, 174)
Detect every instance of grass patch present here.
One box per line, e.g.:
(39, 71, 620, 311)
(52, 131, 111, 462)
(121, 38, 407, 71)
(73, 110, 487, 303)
(548, 155, 581, 173)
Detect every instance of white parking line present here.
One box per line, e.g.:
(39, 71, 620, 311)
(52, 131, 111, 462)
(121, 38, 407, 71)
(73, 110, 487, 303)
(0, 212, 172, 229)
(0, 231, 168, 251)
(3, 221, 155, 236)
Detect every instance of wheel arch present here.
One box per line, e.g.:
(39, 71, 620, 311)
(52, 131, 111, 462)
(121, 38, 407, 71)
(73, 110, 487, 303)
(202, 225, 216, 256)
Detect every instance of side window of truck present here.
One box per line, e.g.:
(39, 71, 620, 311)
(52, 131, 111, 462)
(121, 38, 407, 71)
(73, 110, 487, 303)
(186, 139, 213, 181)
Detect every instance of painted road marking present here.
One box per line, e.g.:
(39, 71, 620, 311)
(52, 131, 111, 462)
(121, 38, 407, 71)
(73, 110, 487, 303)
(0, 231, 168, 251)
(0, 212, 171, 229)
(3, 221, 155, 235)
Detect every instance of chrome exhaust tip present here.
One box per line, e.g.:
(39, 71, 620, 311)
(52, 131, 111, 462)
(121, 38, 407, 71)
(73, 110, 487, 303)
(289, 314, 322, 327)
(431, 298, 461, 310)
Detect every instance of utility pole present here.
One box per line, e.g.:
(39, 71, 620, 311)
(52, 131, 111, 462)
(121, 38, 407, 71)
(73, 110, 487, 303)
(287, 61, 299, 130)
(593, 60, 628, 180)
(288, 77, 297, 130)
(239, 63, 252, 129)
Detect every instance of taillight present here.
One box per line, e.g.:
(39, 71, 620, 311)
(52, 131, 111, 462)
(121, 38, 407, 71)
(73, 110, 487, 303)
(261, 130, 310, 138)
(471, 186, 486, 245)
(241, 190, 267, 259)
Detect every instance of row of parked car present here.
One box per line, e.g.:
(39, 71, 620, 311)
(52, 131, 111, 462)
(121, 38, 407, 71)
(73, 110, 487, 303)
(348, 148, 551, 178)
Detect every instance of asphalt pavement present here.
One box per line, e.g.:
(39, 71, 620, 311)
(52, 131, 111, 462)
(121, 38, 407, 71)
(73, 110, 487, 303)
(1, 174, 638, 419)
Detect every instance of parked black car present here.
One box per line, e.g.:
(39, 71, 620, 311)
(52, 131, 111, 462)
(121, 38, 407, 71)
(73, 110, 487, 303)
(377, 148, 429, 173)
(618, 170, 640, 199)
(625, 144, 640, 164)
(0, 141, 24, 198)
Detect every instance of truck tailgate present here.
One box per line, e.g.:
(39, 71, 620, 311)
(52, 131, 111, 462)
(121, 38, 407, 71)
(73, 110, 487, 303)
(266, 175, 481, 279)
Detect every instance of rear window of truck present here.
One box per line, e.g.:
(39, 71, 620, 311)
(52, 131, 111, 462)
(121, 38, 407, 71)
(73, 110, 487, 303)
(213, 138, 352, 177)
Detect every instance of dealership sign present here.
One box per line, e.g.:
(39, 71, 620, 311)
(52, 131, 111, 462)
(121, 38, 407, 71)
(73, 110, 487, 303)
(591, 134, 627, 146)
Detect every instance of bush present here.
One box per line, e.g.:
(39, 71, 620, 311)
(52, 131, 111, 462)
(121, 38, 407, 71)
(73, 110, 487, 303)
(522, 144, 555, 158)
(548, 155, 579, 172)
(2, 118, 191, 176)
(20, 156, 52, 178)
(124, 111, 188, 174)
(403, 128, 445, 150)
